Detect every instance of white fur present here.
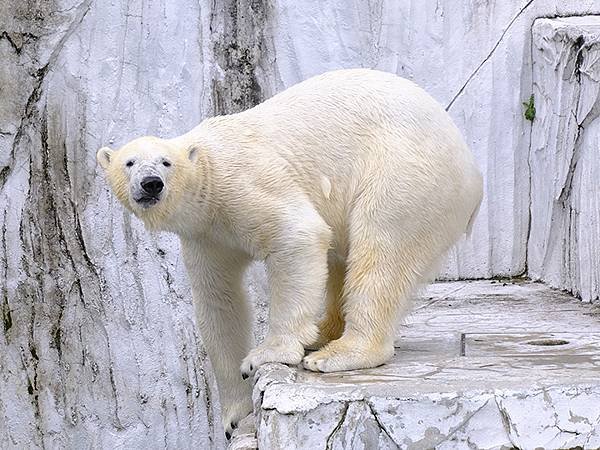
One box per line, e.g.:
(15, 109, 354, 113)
(97, 69, 483, 434)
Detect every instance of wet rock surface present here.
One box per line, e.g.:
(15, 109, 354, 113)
(232, 280, 600, 449)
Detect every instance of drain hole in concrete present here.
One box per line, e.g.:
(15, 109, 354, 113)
(526, 339, 569, 346)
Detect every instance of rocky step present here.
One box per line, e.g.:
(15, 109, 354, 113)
(230, 280, 600, 449)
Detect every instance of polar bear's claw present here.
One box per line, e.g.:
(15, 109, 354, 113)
(222, 397, 252, 440)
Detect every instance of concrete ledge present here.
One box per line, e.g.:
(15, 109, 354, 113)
(230, 281, 600, 449)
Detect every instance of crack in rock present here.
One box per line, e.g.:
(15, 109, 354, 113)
(325, 402, 350, 449)
(3, 0, 93, 193)
(446, 0, 536, 111)
(495, 396, 520, 447)
(365, 401, 399, 447)
(0, 31, 39, 54)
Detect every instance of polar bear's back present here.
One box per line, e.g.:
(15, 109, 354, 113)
(252, 69, 474, 173)
(248, 69, 481, 227)
(260, 69, 439, 122)
(257, 69, 453, 132)
(188, 69, 482, 244)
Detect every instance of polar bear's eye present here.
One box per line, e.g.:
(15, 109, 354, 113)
(126, 160, 134, 167)
(162, 160, 172, 167)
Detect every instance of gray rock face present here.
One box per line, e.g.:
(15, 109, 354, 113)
(0, 1, 225, 448)
(2, 0, 600, 448)
(529, 16, 600, 303)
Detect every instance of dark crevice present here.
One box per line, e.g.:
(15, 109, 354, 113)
(573, 35, 585, 82)
(325, 402, 349, 449)
(1, 208, 10, 337)
(66, 150, 103, 288)
(21, 294, 44, 448)
(199, 353, 216, 446)
(108, 364, 125, 430)
(1, 295, 11, 335)
(535, 12, 600, 20)
(0, 165, 10, 193)
(522, 20, 537, 279)
(4, 63, 49, 188)
(556, 121, 583, 208)
(365, 401, 399, 447)
(0, 31, 39, 54)
(496, 397, 519, 446)
(51, 309, 64, 361)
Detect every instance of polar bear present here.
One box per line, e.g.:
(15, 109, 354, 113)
(96, 68, 482, 437)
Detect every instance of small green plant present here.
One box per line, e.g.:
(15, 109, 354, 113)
(523, 94, 535, 121)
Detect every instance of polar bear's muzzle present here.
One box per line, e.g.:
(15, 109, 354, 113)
(132, 172, 165, 208)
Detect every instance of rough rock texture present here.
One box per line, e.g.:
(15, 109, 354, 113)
(210, 0, 276, 115)
(529, 16, 600, 303)
(0, 0, 276, 446)
(244, 281, 600, 450)
(0, 1, 222, 448)
(2, 0, 600, 448)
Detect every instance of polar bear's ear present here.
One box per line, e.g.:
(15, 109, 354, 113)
(187, 144, 201, 163)
(97, 147, 114, 170)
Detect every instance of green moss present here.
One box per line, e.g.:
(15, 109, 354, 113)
(523, 94, 535, 122)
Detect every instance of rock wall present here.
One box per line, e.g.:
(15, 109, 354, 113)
(529, 16, 600, 303)
(1, 0, 599, 448)
(0, 1, 221, 448)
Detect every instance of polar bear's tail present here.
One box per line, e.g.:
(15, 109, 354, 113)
(465, 190, 482, 237)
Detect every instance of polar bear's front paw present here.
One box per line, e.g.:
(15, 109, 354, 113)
(302, 337, 394, 372)
(240, 335, 304, 378)
(222, 396, 253, 440)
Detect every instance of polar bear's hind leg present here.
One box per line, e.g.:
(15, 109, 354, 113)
(303, 196, 445, 372)
(306, 257, 346, 350)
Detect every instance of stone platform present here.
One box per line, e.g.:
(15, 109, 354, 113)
(230, 280, 600, 449)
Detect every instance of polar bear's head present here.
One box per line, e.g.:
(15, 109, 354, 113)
(97, 136, 200, 229)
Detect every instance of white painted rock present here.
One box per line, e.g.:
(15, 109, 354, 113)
(246, 281, 600, 449)
(529, 16, 600, 303)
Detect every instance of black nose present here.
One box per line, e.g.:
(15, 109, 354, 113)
(141, 176, 164, 195)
